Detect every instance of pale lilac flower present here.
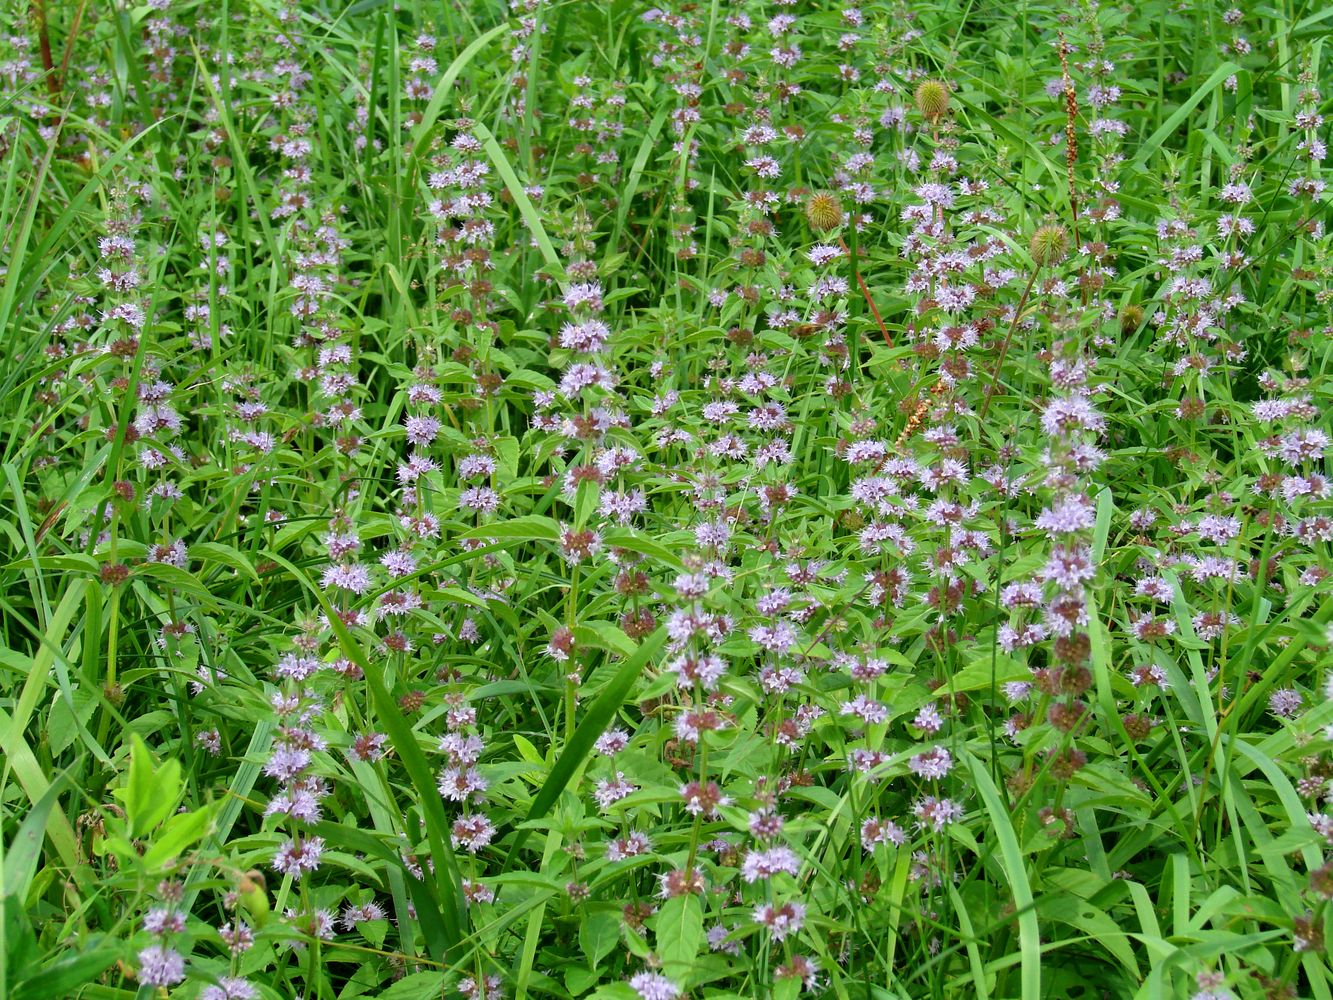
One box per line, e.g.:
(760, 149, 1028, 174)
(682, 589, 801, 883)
(202, 977, 257, 1000)
(741, 845, 801, 882)
(272, 836, 325, 879)
(629, 972, 680, 1000)
(137, 944, 185, 988)
(913, 796, 964, 831)
(908, 746, 954, 780)
(753, 900, 806, 940)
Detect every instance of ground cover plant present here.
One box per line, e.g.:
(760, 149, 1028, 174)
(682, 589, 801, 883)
(0, 0, 1331, 997)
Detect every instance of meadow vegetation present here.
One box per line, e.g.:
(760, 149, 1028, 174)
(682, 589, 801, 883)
(0, 1, 1331, 998)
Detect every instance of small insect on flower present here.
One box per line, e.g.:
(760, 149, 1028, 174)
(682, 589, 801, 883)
(1268, 688, 1303, 719)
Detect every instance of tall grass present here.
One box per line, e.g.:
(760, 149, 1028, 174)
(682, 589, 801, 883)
(0, 1, 1330, 999)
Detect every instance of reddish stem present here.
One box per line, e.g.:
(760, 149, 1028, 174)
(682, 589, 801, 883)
(57, 0, 90, 99)
(32, 0, 59, 101)
(838, 236, 892, 348)
(977, 266, 1041, 424)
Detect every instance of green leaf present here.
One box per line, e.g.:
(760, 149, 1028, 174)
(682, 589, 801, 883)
(11, 947, 120, 1000)
(141, 804, 216, 872)
(566, 966, 601, 996)
(358, 918, 389, 949)
(494, 436, 520, 478)
(579, 908, 621, 969)
(602, 528, 685, 570)
(459, 514, 560, 542)
(2, 775, 65, 900)
(1038, 895, 1140, 980)
(473, 120, 568, 289)
(189, 541, 259, 581)
(940, 655, 1029, 695)
(965, 753, 1040, 1000)
(410, 24, 508, 163)
(1, 895, 38, 982)
(654, 894, 704, 977)
(574, 621, 637, 659)
(181, 717, 275, 913)
(376, 971, 447, 1000)
(46, 686, 96, 758)
(575, 479, 600, 529)
(1132, 62, 1240, 168)
(513, 734, 547, 766)
(118, 735, 181, 838)
(503, 627, 667, 870)
(1091, 487, 1114, 565)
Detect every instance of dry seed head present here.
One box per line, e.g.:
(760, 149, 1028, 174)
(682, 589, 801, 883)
(1029, 224, 1069, 267)
(1119, 304, 1144, 335)
(806, 191, 843, 232)
(914, 79, 951, 122)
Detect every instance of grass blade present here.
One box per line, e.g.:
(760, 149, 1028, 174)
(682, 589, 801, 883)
(502, 626, 666, 871)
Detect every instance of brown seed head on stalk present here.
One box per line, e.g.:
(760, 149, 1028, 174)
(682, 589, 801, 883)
(914, 79, 951, 123)
(896, 381, 949, 449)
(1065, 86, 1080, 173)
(1119, 304, 1145, 335)
(805, 191, 843, 232)
(1057, 32, 1081, 247)
(1029, 224, 1069, 268)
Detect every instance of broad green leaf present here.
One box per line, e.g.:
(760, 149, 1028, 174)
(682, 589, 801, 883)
(118, 735, 181, 838)
(376, 971, 447, 1000)
(2, 776, 65, 900)
(502, 627, 667, 870)
(141, 804, 217, 872)
(189, 541, 259, 580)
(965, 753, 1040, 1000)
(579, 908, 620, 969)
(11, 947, 120, 1000)
(460, 514, 560, 542)
(654, 894, 704, 976)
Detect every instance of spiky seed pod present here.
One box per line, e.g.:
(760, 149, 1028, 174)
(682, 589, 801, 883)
(806, 191, 843, 233)
(914, 79, 951, 122)
(1029, 224, 1069, 267)
(1119, 304, 1145, 335)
